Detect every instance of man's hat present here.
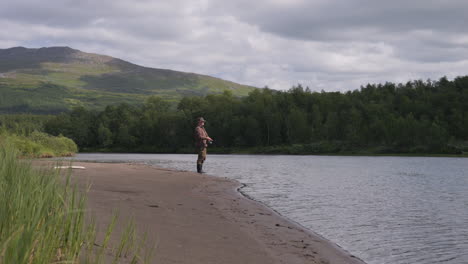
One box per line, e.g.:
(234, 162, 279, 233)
(197, 117, 206, 122)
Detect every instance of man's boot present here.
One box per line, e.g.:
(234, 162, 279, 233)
(197, 164, 202, 173)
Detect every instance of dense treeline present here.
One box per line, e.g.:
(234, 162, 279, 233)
(0, 114, 52, 134)
(43, 76, 468, 154)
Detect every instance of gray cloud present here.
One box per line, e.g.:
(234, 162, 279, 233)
(1, 0, 468, 91)
(213, 0, 468, 39)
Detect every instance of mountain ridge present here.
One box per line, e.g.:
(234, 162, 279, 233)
(0, 46, 257, 113)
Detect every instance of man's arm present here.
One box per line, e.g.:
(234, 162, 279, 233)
(204, 128, 213, 141)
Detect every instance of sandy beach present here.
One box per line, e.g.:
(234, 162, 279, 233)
(49, 161, 365, 264)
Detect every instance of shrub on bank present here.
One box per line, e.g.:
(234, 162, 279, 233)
(28, 131, 78, 157)
(0, 131, 77, 158)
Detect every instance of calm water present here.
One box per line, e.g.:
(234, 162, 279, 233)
(65, 153, 468, 264)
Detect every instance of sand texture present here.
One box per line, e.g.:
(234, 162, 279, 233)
(48, 161, 365, 264)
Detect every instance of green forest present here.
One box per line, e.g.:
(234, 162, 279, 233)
(36, 76, 468, 155)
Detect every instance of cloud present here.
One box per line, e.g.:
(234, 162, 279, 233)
(212, 0, 468, 39)
(1, 0, 467, 91)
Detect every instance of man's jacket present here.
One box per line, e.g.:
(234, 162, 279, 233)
(195, 126, 209, 148)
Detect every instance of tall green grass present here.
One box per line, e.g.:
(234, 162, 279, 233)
(0, 144, 153, 263)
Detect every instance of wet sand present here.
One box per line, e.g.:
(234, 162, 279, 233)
(52, 161, 365, 264)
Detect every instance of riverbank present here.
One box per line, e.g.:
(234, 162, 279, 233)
(47, 161, 365, 264)
(81, 146, 468, 158)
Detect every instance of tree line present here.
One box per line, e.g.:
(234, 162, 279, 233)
(43, 76, 468, 154)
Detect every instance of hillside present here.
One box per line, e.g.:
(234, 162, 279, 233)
(0, 46, 257, 113)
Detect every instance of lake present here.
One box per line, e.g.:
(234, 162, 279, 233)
(64, 153, 468, 264)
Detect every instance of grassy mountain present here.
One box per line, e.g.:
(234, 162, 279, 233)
(0, 46, 256, 113)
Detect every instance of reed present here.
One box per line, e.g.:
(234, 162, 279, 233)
(0, 144, 152, 263)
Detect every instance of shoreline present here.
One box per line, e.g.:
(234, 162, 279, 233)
(46, 161, 366, 264)
(233, 182, 366, 264)
(77, 150, 468, 158)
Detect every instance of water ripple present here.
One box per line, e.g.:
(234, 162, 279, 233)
(66, 154, 468, 264)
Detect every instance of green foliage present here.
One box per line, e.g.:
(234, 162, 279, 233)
(43, 76, 468, 155)
(0, 144, 153, 263)
(0, 47, 256, 113)
(0, 114, 53, 135)
(28, 131, 78, 156)
(0, 145, 84, 263)
(0, 131, 77, 158)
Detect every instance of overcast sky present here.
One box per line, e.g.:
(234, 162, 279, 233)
(1, 0, 468, 91)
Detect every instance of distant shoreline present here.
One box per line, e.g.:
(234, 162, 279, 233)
(79, 148, 468, 158)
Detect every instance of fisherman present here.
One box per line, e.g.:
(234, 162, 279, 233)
(194, 117, 213, 173)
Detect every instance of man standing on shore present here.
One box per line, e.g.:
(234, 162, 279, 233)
(194, 117, 213, 173)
